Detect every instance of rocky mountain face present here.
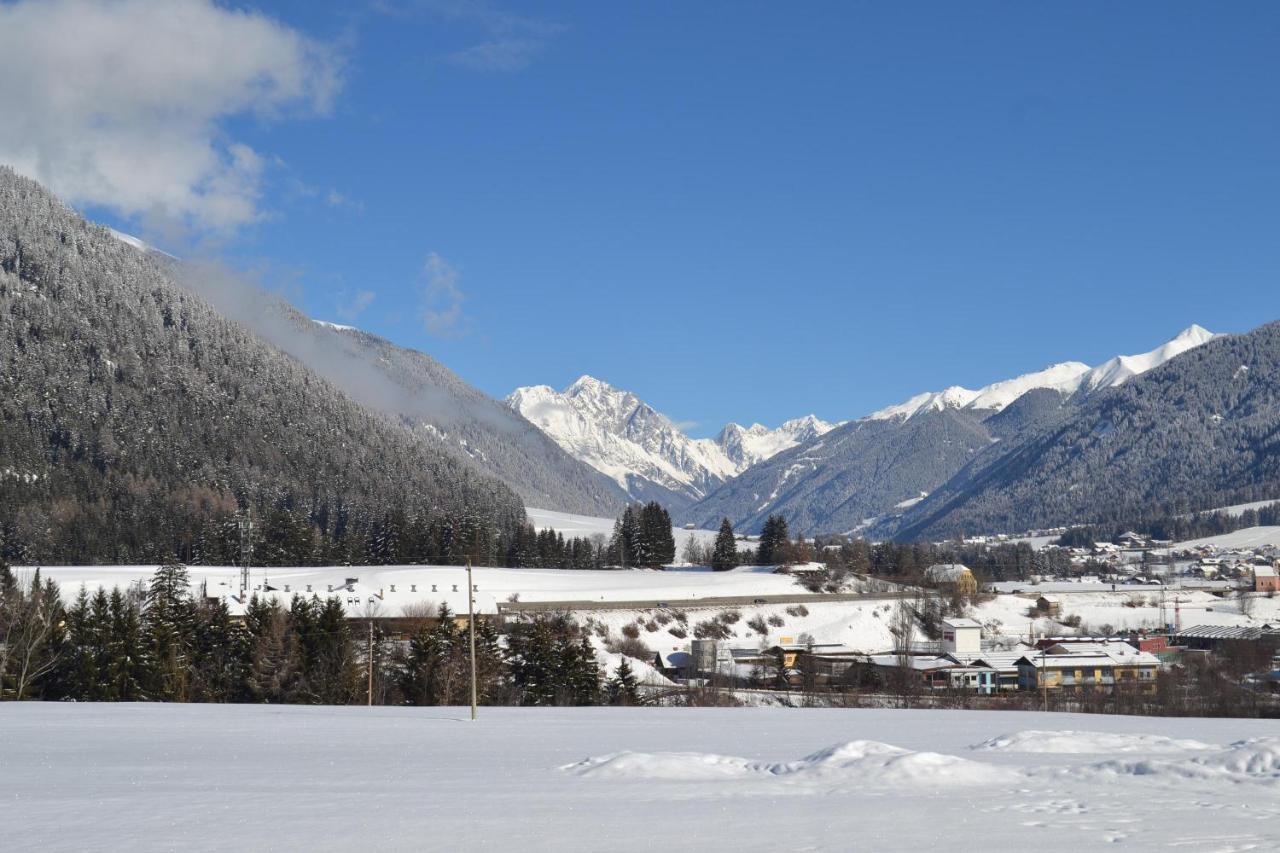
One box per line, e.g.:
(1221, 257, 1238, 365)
(507, 377, 836, 512)
(715, 415, 837, 469)
(689, 326, 1218, 535)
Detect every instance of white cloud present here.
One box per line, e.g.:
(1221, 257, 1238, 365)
(0, 0, 341, 232)
(420, 252, 468, 336)
(396, 0, 564, 72)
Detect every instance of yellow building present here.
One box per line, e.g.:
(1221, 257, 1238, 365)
(924, 563, 978, 596)
(1017, 641, 1159, 693)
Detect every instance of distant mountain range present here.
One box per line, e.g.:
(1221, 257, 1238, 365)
(889, 321, 1280, 541)
(509, 325, 1243, 539)
(688, 325, 1219, 535)
(507, 377, 837, 511)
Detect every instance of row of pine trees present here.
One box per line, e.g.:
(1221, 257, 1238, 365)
(0, 561, 640, 706)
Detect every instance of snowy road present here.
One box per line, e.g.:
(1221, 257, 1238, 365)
(2, 704, 1277, 852)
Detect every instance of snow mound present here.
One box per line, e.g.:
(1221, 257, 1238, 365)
(562, 751, 752, 780)
(1086, 738, 1280, 783)
(761, 740, 1015, 785)
(564, 740, 1014, 785)
(973, 730, 1217, 754)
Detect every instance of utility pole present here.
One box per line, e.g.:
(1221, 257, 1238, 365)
(468, 557, 478, 721)
(237, 508, 254, 602)
(367, 619, 374, 707)
(1040, 643, 1048, 713)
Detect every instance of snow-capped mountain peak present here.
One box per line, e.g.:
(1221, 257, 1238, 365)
(866, 326, 1213, 422)
(716, 415, 840, 469)
(508, 377, 837, 508)
(1079, 324, 1216, 392)
(508, 377, 736, 506)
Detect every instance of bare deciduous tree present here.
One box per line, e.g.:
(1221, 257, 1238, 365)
(0, 569, 64, 700)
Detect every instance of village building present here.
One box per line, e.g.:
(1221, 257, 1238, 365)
(940, 617, 982, 655)
(1016, 641, 1160, 693)
(1254, 564, 1279, 593)
(1173, 624, 1280, 654)
(923, 564, 978, 596)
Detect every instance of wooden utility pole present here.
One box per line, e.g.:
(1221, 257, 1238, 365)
(367, 620, 374, 707)
(1040, 644, 1048, 712)
(468, 557, 478, 721)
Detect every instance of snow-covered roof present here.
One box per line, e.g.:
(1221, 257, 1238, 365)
(961, 652, 1028, 674)
(1176, 624, 1279, 641)
(864, 655, 958, 672)
(942, 618, 982, 630)
(925, 564, 973, 581)
(1019, 642, 1160, 669)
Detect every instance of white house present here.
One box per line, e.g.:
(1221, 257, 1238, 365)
(941, 617, 982, 655)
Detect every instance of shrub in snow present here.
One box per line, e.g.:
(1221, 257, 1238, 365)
(612, 635, 652, 661)
(747, 615, 768, 635)
(717, 610, 741, 625)
(621, 624, 641, 640)
(767, 614, 785, 627)
(786, 605, 809, 617)
(668, 626, 688, 639)
(694, 620, 732, 640)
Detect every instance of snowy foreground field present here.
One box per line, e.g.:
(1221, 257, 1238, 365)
(3, 705, 1278, 853)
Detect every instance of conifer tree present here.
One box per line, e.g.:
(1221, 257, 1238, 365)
(757, 515, 790, 566)
(190, 597, 248, 702)
(244, 597, 300, 703)
(144, 560, 196, 701)
(108, 587, 149, 701)
(607, 658, 640, 706)
(711, 518, 739, 571)
(304, 598, 359, 705)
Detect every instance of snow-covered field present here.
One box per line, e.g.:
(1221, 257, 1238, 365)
(25, 563, 821, 618)
(3, 704, 1278, 852)
(973, 588, 1280, 636)
(1165, 526, 1280, 551)
(26, 559, 1278, 651)
(1188, 497, 1280, 519)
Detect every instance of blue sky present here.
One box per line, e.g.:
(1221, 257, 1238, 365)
(16, 1, 1278, 437)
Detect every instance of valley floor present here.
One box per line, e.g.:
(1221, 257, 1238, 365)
(2, 703, 1277, 852)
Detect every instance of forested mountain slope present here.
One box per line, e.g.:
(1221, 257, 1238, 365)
(691, 326, 1215, 535)
(0, 168, 524, 564)
(172, 269, 628, 517)
(892, 322, 1280, 540)
(690, 408, 995, 535)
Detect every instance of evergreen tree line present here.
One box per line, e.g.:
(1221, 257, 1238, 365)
(1, 560, 639, 706)
(810, 535, 1073, 584)
(609, 502, 676, 568)
(678, 515, 814, 571)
